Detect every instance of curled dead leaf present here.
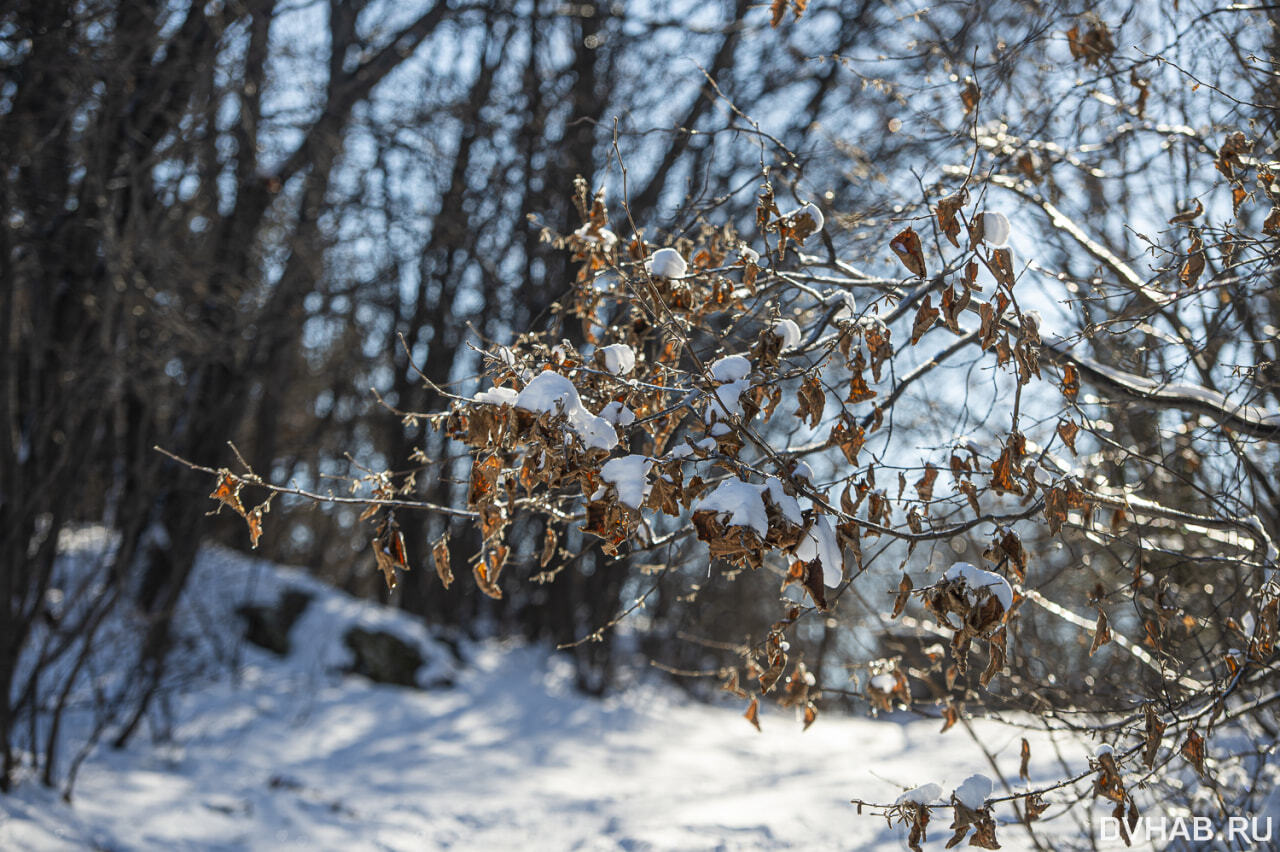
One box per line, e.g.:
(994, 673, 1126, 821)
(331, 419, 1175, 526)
(890, 227, 927, 277)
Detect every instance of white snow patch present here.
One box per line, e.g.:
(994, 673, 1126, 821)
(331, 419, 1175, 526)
(772, 319, 801, 351)
(980, 211, 1011, 247)
(695, 479, 769, 537)
(785, 202, 824, 235)
(473, 386, 519, 406)
(645, 247, 687, 278)
(944, 561, 1013, 612)
(599, 343, 636, 376)
(764, 478, 804, 526)
(709, 354, 751, 383)
(869, 673, 897, 692)
(794, 515, 843, 587)
(515, 371, 618, 451)
(705, 355, 753, 426)
(574, 223, 618, 249)
(600, 401, 636, 427)
(826, 290, 857, 322)
(0, 530, 1126, 852)
(601, 455, 653, 509)
(953, 774, 993, 810)
(896, 783, 943, 806)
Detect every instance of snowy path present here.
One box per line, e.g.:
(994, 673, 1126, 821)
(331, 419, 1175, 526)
(1, 542, 1109, 851)
(0, 642, 1101, 851)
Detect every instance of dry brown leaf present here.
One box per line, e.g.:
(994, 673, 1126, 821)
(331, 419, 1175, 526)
(541, 524, 558, 568)
(935, 190, 968, 246)
(960, 77, 980, 115)
(1057, 419, 1079, 453)
(989, 247, 1015, 287)
(801, 557, 829, 611)
(915, 464, 939, 503)
(910, 295, 939, 344)
(1168, 199, 1203, 225)
(245, 505, 265, 549)
(1060, 364, 1080, 399)
(1143, 704, 1166, 769)
(890, 227, 927, 277)
(1214, 131, 1251, 181)
(1180, 228, 1205, 288)
(892, 573, 913, 618)
(798, 376, 826, 428)
(1264, 207, 1280, 236)
(474, 558, 504, 600)
(432, 533, 453, 589)
(1090, 608, 1112, 656)
(1231, 186, 1248, 217)
(1181, 727, 1206, 776)
(940, 702, 959, 734)
(744, 696, 762, 731)
(209, 472, 245, 517)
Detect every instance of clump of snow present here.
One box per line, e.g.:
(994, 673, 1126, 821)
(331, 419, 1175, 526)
(896, 783, 943, 806)
(1094, 743, 1115, 759)
(695, 479, 769, 536)
(665, 436, 718, 460)
(771, 318, 801, 351)
(944, 561, 1013, 612)
(645, 247, 687, 278)
(953, 774, 993, 810)
(599, 401, 635, 427)
(786, 202, 824, 234)
(598, 343, 636, 376)
(826, 290, 857, 322)
(794, 515, 843, 587)
(979, 211, 1011, 247)
(601, 455, 653, 509)
(705, 355, 753, 426)
(473, 386, 519, 406)
(790, 460, 814, 481)
(764, 478, 804, 526)
(738, 245, 760, 265)
(710, 354, 751, 383)
(869, 673, 897, 692)
(573, 223, 618, 249)
(515, 371, 618, 451)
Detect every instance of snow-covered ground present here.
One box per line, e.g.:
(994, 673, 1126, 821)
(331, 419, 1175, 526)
(1, 536, 1137, 850)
